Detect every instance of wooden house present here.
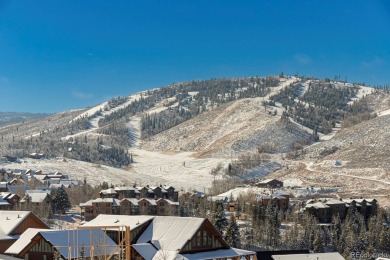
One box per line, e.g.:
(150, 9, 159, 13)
(0, 211, 49, 253)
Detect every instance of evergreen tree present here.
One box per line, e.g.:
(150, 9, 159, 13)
(225, 214, 241, 247)
(213, 202, 228, 236)
(52, 186, 71, 214)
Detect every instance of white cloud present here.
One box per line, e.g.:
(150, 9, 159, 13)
(72, 91, 94, 99)
(294, 53, 312, 65)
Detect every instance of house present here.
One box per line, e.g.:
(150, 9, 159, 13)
(305, 202, 332, 223)
(0, 192, 20, 210)
(0, 211, 49, 253)
(21, 190, 51, 205)
(99, 188, 118, 198)
(256, 179, 283, 188)
(82, 215, 257, 260)
(5, 228, 117, 259)
(114, 186, 140, 198)
(260, 194, 290, 211)
(80, 198, 121, 221)
(138, 198, 157, 215)
(120, 198, 140, 215)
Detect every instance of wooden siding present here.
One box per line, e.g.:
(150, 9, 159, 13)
(0, 239, 15, 254)
(10, 214, 49, 235)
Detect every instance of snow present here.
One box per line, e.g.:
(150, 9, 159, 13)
(137, 216, 204, 252)
(6, 228, 118, 258)
(132, 243, 157, 259)
(82, 214, 154, 231)
(5, 228, 47, 254)
(179, 248, 255, 260)
(378, 108, 390, 117)
(0, 211, 31, 237)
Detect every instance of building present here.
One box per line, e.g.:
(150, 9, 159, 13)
(260, 193, 290, 211)
(0, 211, 49, 253)
(5, 228, 117, 260)
(82, 215, 257, 260)
(99, 185, 179, 201)
(80, 197, 179, 221)
(256, 179, 283, 188)
(80, 198, 121, 221)
(304, 198, 378, 223)
(0, 192, 20, 210)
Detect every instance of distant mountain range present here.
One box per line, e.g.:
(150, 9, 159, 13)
(0, 112, 49, 126)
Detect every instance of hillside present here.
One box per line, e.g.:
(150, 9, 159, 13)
(142, 97, 312, 158)
(1, 75, 390, 205)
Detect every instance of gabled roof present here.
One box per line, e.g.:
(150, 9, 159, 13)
(82, 214, 154, 231)
(257, 178, 282, 184)
(156, 198, 179, 205)
(139, 198, 157, 206)
(305, 202, 330, 209)
(6, 228, 117, 258)
(81, 198, 121, 207)
(0, 211, 32, 238)
(114, 186, 140, 192)
(137, 216, 205, 251)
(100, 188, 117, 195)
(22, 192, 50, 203)
(121, 198, 139, 205)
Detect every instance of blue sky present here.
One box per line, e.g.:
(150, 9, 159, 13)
(0, 0, 389, 113)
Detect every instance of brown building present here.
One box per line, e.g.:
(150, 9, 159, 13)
(260, 193, 290, 211)
(80, 197, 179, 221)
(0, 192, 20, 210)
(0, 211, 49, 253)
(304, 198, 378, 223)
(256, 179, 283, 188)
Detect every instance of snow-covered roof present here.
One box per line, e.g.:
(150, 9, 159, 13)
(22, 192, 50, 203)
(137, 216, 204, 252)
(81, 198, 121, 207)
(100, 188, 117, 194)
(114, 186, 140, 192)
(305, 202, 330, 209)
(132, 243, 158, 260)
(6, 228, 118, 258)
(179, 247, 255, 260)
(0, 198, 10, 206)
(257, 178, 281, 184)
(0, 211, 31, 238)
(121, 198, 139, 205)
(272, 252, 344, 260)
(0, 254, 25, 260)
(156, 198, 179, 205)
(82, 214, 154, 231)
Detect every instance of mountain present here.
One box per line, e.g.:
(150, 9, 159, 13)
(0, 75, 389, 205)
(0, 112, 49, 126)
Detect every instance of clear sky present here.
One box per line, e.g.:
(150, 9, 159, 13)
(0, 0, 389, 113)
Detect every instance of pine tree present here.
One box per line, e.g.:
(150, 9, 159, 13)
(213, 202, 228, 236)
(225, 214, 241, 247)
(52, 186, 71, 214)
